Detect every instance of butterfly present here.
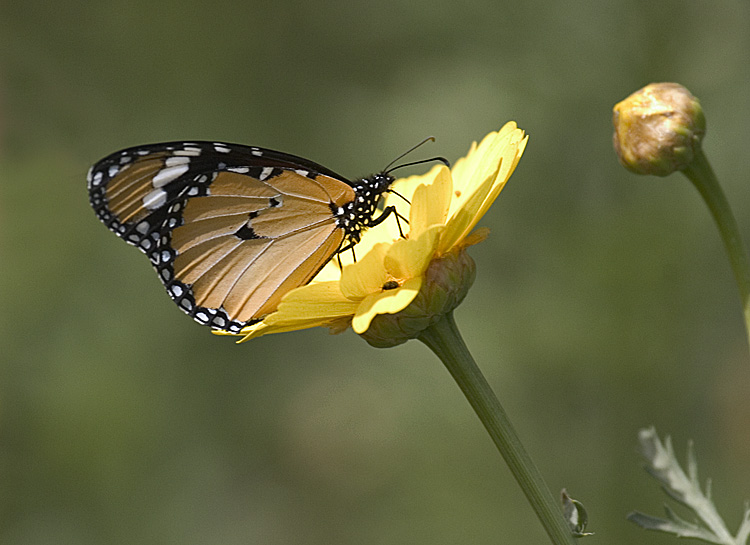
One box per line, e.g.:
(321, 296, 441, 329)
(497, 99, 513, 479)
(88, 140, 445, 333)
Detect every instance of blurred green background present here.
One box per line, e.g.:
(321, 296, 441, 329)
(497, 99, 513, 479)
(1, 0, 749, 543)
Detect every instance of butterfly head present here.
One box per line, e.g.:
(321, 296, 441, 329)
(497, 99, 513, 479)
(334, 146, 451, 245)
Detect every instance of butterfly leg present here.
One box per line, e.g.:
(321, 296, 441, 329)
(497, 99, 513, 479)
(336, 239, 360, 266)
(370, 205, 409, 238)
(387, 189, 411, 206)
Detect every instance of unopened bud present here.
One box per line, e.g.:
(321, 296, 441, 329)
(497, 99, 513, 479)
(612, 83, 706, 176)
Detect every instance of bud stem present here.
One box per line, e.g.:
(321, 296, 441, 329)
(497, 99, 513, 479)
(682, 148, 750, 352)
(418, 312, 577, 545)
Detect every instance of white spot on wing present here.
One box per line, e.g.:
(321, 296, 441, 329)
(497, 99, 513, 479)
(152, 164, 189, 188)
(165, 156, 191, 167)
(213, 143, 231, 153)
(174, 147, 202, 156)
(143, 188, 167, 210)
(228, 166, 250, 174)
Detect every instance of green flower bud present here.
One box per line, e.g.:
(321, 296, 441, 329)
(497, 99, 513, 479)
(612, 82, 706, 176)
(359, 248, 476, 348)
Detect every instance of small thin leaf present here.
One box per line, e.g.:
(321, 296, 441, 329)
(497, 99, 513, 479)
(735, 504, 750, 545)
(663, 504, 701, 529)
(688, 440, 699, 485)
(628, 511, 723, 543)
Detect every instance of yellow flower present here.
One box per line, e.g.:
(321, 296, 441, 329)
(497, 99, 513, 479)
(215, 122, 528, 343)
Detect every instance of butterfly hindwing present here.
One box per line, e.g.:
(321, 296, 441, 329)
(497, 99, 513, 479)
(88, 141, 357, 332)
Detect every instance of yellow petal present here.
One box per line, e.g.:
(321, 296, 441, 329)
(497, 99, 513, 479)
(408, 165, 452, 239)
(471, 128, 528, 226)
(441, 124, 528, 252)
(385, 225, 442, 279)
(351, 276, 423, 333)
(269, 281, 358, 323)
(339, 243, 390, 299)
(439, 171, 494, 253)
(449, 129, 506, 218)
(231, 320, 307, 343)
(449, 141, 478, 189)
(449, 123, 525, 217)
(223, 281, 358, 342)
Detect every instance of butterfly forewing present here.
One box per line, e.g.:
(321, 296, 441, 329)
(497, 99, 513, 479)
(88, 141, 358, 332)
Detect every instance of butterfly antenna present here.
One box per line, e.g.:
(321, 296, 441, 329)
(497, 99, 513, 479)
(383, 136, 450, 173)
(386, 156, 450, 174)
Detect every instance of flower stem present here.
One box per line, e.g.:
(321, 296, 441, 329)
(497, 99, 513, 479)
(418, 312, 577, 545)
(682, 148, 750, 351)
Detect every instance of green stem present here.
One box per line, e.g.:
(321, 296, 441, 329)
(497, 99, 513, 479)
(682, 148, 750, 350)
(418, 312, 577, 545)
